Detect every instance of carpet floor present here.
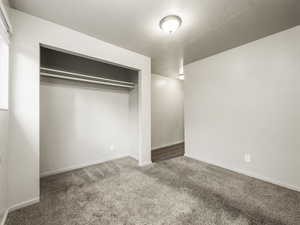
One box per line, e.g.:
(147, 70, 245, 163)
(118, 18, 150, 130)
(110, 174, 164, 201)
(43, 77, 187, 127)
(5, 156, 300, 225)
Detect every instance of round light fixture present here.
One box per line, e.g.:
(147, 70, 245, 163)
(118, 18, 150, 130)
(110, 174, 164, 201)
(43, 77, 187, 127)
(159, 15, 182, 34)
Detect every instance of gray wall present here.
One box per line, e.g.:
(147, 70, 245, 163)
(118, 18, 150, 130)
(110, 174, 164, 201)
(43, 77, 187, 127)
(0, 2, 9, 221)
(0, 110, 8, 220)
(151, 74, 184, 149)
(40, 78, 136, 176)
(0, 1, 9, 219)
(184, 26, 300, 191)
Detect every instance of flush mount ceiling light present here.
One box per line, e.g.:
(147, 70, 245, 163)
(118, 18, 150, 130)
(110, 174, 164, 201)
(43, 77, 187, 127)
(159, 15, 182, 34)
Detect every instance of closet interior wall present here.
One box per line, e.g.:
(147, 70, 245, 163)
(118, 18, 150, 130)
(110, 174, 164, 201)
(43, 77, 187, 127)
(40, 47, 139, 177)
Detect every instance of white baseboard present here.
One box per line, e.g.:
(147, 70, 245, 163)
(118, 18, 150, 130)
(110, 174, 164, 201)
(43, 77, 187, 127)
(185, 154, 300, 193)
(40, 154, 131, 178)
(8, 198, 40, 213)
(139, 160, 152, 167)
(41, 163, 97, 178)
(0, 209, 8, 225)
(152, 140, 184, 151)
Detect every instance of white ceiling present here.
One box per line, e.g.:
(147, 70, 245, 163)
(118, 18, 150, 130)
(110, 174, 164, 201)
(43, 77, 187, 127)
(10, 0, 300, 77)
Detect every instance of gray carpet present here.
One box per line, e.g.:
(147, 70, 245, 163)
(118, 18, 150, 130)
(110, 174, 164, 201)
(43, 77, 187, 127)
(5, 156, 300, 225)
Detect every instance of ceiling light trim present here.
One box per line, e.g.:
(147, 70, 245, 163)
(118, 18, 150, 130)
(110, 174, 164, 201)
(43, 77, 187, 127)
(159, 15, 182, 34)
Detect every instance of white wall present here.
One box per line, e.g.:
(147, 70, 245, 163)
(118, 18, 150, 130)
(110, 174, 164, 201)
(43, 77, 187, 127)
(185, 26, 300, 191)
(8, 9, 151, 210)
(0, 38, 9, 110)
(151, 74, 184, 149)
(129, 75, 139, 160)
(0, 1, 9, 222)
(40, 79, 134, 177)
(0, 110, 8, 221)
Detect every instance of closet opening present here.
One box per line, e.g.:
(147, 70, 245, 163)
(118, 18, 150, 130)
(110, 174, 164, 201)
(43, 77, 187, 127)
(39, 45, 140, 178)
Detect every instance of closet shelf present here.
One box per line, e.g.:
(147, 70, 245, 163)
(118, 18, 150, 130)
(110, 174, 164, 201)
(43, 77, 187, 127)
(40, 67, 135, 89)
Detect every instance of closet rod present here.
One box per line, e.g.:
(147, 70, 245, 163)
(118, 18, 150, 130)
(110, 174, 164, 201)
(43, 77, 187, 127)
(40, 67, 135, 85)
(40, 72, 135, 88)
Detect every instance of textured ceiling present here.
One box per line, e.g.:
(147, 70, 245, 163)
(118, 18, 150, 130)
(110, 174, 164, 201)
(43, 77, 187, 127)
(10, 0, 300, 77)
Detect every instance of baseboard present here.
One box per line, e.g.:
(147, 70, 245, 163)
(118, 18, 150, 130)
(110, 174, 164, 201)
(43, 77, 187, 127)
(152, 141, 184, 151)
(185, 154, 300, 193)
(8, 198, 40, 213)
(0, 209, 8, 225)
(139, 160, 152, 167)
(40, 154, 130, 178)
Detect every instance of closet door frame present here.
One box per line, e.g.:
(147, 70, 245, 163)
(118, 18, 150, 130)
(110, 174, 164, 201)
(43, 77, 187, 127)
(37, 43, 152, 167)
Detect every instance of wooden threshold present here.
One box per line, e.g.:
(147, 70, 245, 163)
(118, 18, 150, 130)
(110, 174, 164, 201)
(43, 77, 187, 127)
(151, 142, 184, 162)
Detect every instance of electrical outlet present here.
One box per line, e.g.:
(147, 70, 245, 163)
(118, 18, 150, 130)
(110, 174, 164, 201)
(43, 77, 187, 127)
(244, 153, 251, 163)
